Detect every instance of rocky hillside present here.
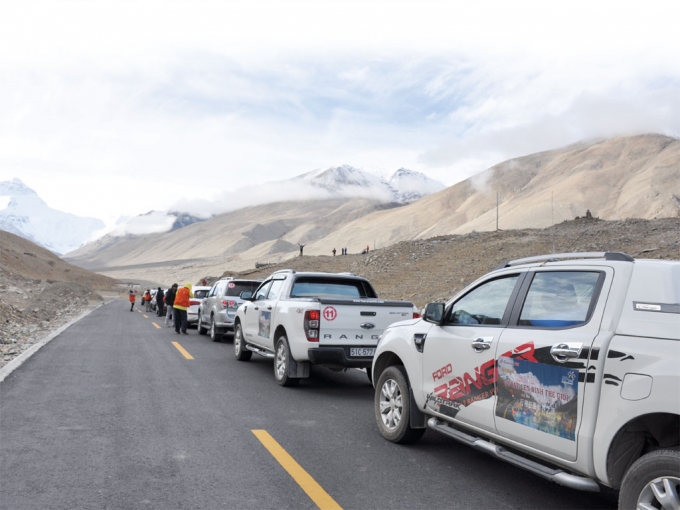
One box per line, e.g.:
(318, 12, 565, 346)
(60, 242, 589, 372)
(219, 217, 680, 308)
(65, 134, 679, 284)
(0, 230, 119, 368)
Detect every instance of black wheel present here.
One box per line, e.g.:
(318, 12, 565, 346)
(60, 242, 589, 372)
(210, 315, 222, 342)
(374, 365, 425, 444)
(234, 322, 251, 361)
(198, 310, 207, 335)
(366, 369, 373, 385)
(619, 449, 680, 510)
(274, 335, 300, 387)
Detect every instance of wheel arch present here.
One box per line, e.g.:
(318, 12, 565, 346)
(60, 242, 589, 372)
(373, 351, 405, 383)
(606, 412, 680, 489)
(274, 325, 287, 341)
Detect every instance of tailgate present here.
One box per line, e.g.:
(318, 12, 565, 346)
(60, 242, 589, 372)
(317, 298, 414, 346)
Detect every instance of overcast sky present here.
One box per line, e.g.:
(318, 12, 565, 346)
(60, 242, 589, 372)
(1, 0, 678, 226)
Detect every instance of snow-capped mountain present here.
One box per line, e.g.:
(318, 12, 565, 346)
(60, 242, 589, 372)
(0, 179, 105, 255)
(111, 210, 206, 236)
(295, 165, 444, 203)
(388, 168, 446, 202)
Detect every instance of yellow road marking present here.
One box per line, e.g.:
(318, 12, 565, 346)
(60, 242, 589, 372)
(172, 341, 194, 360)
(143, 314, 148, 318)
(152, 322, 161, 329)
(252, 430, 342, 510)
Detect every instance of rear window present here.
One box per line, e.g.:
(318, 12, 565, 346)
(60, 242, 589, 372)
(225, 281, 261, 297)
(290, 277, 377, 298)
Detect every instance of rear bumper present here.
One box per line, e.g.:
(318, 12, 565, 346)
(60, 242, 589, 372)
(307, 346, 374, 369)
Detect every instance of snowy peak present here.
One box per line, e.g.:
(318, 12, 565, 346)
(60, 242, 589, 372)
(295, 165, 444, 203)
(388, 168, 445, 202)
(0, 178, 45, 206)
(0, 179, 105, 255)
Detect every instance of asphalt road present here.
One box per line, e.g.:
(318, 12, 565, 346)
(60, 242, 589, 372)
(0, 300, 618, 510)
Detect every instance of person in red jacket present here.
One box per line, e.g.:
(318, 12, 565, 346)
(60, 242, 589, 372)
(173, 282, 193, 334)
(128, 290, 136, 312)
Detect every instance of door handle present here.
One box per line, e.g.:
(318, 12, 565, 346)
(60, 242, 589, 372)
(471, 337, 493, 353)
(550, 343, 583, 362)
(267, 306, 272, 310)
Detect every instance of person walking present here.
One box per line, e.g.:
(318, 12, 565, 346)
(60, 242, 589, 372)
(144, 289, 152, 312)
(128, 290, 136, 312)
(173, 282, 193, 334)
(332, 248, 336, 256)
(165, 283, 178, 327)
(156, 287, 164, 317)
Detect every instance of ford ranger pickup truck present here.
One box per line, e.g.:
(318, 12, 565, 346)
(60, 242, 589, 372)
(371, 252, 679, 510)
(234, 270, 416, 387)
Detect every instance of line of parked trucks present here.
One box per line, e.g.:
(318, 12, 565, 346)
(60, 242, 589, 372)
(181, 252, 678, 510)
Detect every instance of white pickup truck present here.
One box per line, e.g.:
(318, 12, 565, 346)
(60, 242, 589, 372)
(371, 252, 679, 509)
(233, 270, 415, 387)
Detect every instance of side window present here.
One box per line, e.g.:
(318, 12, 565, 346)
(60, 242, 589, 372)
(266, 280, 285, 300)
(448, 275, 519, 326)
(518, 271, 601, 328)
(208, 284, 218, 297)
(253, 281, 272, 301)
(215, 282, 226, 297)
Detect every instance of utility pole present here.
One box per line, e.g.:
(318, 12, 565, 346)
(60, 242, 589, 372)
(551, 191, 554, 226)
(496, 192, 499, 231)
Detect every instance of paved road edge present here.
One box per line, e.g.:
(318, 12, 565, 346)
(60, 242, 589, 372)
(0, 302, 107, 384)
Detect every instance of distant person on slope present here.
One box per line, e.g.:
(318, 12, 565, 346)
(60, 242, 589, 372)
(173, 282, 194, 335)
(155, 287, 164, 317)
(128, 290, 136, 312)
(165, 284, 178, 327)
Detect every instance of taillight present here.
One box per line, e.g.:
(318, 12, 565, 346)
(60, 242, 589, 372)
(190, 299, 201, 306)
(221, 300, 238, 308)
(304, 310, 320, 342)
(413, 312, 421, 319)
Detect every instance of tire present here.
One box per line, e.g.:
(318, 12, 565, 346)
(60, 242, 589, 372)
(274, 335, 300, 387)
(619, 449, 680, 510)
(234, 322, 251, 361)
(366, 368, 373, 385)
(198, 310, 208, 335)
(210, 315, 222, 342)
(374, 365, 425, 444)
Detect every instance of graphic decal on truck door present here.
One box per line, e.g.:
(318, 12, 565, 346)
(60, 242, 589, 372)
(258, 311, 271, 338)
(495, 356, 578, 440)
(426, 342, 538, 415)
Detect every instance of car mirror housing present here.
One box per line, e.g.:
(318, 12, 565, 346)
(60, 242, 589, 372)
(240, 291, 253, 300)
(423, 302, 445, 324)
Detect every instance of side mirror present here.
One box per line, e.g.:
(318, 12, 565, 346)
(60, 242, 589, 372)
(423, 302, 445, 324)
(240, 291, 253, 300)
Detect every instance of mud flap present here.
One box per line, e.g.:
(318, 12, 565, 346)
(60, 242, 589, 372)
(288, 358, 311, 378)
(410, 388, 427, 429)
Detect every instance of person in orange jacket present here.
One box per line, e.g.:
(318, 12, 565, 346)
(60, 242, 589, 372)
(128, 290, 136, 312)
(144, 289, 152, 312)
(173, 282, 193, 334)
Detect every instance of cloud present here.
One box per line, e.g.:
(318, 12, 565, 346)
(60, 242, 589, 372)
(0, 0, 678, 226)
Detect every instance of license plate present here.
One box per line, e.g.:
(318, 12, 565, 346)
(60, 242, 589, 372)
(350, 348, 375, 357)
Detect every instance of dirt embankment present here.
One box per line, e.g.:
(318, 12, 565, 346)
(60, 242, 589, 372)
(216, 218, 680, 308)
(1, 230, 120, 368)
